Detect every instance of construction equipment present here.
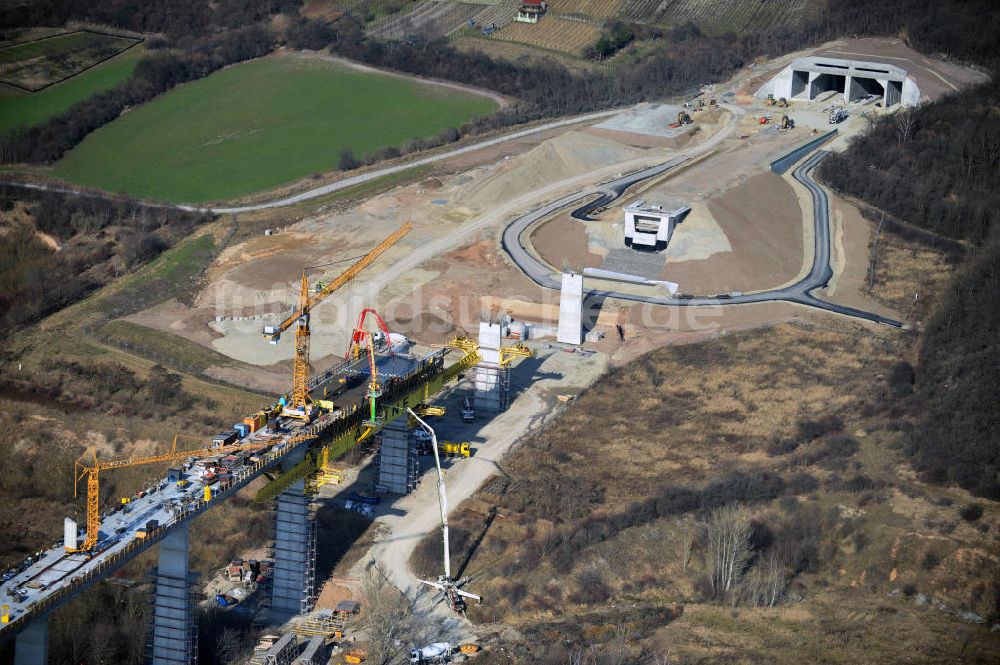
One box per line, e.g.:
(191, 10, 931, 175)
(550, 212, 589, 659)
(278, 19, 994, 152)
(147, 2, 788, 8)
(437, 442, 471, 458)
(461, 397, 475, 423)
(829, 108, 848, 124)
(362, 331, 382, 429)
(262, 224, 412, 420)
(499, 342, 531, 367)
(765, 93, 776, 106)
(758, 115, 771, 125)
(678, 111, 692, 124)
(346, 308, 393, 360)
(408, 409, 481, 614)
(68, 435, 271, 553)
(780, 114, 794, 130)
(777, 96, 789, 108)
(409, 643, 453, 664)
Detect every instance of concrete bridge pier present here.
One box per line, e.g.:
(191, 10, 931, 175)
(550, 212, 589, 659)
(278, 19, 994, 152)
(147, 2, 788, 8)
(270, 479, 316, 618)
(13, 617, 48, 665)
(151, 523, 196, 665)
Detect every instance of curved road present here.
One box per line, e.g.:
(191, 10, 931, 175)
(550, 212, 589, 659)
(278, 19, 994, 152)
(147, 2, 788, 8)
(502, 150, 905, 328)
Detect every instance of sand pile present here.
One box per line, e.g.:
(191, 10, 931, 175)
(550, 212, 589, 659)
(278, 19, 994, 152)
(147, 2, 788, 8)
(459, 131, 645, 208)
(594, 103, 684, 137)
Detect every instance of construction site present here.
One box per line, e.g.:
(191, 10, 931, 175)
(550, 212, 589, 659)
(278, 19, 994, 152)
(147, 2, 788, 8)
(0, 32, 994, 665)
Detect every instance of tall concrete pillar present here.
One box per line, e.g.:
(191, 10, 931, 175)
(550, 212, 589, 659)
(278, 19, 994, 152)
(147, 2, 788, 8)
(270, 479, 315, 619)
(151, 523, 195, 665)
(557, 273, 583, 346)
(475, 321, 508, 412)
(13, 618, 48, 665)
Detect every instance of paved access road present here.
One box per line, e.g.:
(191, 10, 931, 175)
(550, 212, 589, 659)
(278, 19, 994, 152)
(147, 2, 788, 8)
(502, 149, 905, 328)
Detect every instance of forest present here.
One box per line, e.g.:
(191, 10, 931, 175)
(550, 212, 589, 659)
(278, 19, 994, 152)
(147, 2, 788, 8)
(0, 185, 210, 333)
(820, 78, 1000, 498)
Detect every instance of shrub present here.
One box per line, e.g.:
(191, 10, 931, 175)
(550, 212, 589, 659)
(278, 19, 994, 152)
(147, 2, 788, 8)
(960, 503, 984, 522)
(888, 361, 916, 397)
(921, 551, 941, 570)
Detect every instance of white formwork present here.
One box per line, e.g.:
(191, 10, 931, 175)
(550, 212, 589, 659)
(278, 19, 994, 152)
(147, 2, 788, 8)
(557, 273, 583, 346)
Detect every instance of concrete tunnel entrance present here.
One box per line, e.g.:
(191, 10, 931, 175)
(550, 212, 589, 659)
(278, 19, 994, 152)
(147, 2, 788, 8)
(811, 73, 845, 100)
(850, 76, 885, 101)
(790, 70, 808, 98)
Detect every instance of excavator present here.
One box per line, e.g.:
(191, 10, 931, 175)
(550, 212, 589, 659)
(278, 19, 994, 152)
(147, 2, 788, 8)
(669, 111, 693, 129)
(263, 224, 412, 420)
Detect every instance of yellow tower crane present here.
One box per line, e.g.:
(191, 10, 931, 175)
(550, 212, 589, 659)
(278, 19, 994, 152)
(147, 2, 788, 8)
(262, 224, 412, 419)
(68, 435, 271, 553)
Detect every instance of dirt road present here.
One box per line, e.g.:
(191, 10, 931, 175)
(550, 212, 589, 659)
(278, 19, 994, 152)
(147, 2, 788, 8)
(350, 348, 607, 638)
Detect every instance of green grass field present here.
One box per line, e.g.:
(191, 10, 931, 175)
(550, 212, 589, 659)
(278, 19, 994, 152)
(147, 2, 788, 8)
(52, 56, 498, 203)
(0, 47, 141, 135)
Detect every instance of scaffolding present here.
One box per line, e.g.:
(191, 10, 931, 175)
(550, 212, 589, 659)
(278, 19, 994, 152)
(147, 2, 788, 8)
(375, 419, 419, 495)
(474, 362, 510, 413)
(271, 487, 317, 617)
(249, 633, 299, 665)
(148, 525, 197, 665)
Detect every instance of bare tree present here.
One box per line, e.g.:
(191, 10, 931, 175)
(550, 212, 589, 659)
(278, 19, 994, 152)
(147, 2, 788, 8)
(215, 627, 242, 665)
(360, 564, 412, 665)
(706, 505, 751, 598)
(895, 109, 916, 146)
(678, 521, 698, 571)
(567, 644, 598, 665)
(738, 553, 789, 607)
(606, 621, 634, 665)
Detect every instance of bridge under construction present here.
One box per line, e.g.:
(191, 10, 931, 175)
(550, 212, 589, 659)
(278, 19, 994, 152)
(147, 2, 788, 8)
(0, 224, 496, 664)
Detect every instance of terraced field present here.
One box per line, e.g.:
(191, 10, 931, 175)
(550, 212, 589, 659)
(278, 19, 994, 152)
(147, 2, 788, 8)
(496, 16, 600, 56)
(0, 45, 142, 135)
(368, 0, 484, 39)
(0, 30, 140, 91)
(546, 0, 622, 18)
(618, 0, 814, 31)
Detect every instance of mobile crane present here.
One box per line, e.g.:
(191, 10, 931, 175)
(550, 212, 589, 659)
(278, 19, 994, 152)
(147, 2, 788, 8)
(263, 224, 412, 420)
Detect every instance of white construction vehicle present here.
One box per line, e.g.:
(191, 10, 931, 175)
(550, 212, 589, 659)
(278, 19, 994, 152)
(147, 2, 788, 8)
(829, 108, 848, 124)
(409, 642, 453, 664)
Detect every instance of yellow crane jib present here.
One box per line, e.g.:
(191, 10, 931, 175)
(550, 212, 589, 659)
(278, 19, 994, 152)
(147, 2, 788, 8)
(499, 343, 532, 367)
(67, 435, 278, 553)
(261, 223, 413, 419)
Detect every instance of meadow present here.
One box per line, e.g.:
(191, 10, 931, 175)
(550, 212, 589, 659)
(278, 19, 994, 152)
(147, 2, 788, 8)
(52, 56, 498, 203)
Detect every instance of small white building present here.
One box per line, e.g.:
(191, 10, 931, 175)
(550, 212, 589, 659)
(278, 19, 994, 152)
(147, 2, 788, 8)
(624, 201, 690, 251)
(516, 0, 546, 23)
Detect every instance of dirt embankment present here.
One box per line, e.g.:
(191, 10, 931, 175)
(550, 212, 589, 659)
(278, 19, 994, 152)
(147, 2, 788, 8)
(661, 171, 803, 293)
(531, 214, 603, 272)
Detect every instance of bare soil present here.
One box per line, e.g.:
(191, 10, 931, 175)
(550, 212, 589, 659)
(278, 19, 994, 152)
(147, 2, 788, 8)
(531, 214, 604, 271)
(659, 171, 803, 293)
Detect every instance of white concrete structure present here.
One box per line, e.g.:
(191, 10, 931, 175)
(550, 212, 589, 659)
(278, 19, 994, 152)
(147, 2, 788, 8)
(62, 519, 77, 552)
(557, 273, 583, 345)
(757, 56, 919, 107)
(624, 201, 690, 250)
(475, 321, 507, 412)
